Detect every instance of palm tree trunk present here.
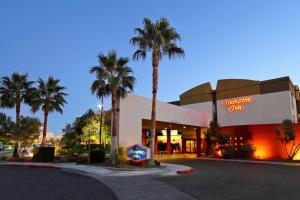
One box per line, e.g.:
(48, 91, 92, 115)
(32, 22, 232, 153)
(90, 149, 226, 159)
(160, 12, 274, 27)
(13, 101, 21, 158)
(111, 88, 118, 165)
(99, 96, 104, 148)
(149, 50, 160, 166)
(16, 101, 20, 126)
(42, 111, 48, 145)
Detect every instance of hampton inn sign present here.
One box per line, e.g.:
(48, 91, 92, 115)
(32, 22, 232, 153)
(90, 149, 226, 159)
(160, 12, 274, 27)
(222, 97, 254, 112)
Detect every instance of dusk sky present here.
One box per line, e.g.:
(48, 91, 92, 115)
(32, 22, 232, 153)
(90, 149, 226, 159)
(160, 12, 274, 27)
(1, 0, 300, 135)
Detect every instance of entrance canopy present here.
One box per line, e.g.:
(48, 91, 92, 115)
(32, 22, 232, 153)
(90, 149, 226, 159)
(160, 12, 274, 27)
(117, 94, 211, 148)
(142, 119, 199, 131)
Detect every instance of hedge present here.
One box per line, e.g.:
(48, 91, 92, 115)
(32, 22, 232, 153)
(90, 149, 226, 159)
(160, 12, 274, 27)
(32, 147, 55, 162)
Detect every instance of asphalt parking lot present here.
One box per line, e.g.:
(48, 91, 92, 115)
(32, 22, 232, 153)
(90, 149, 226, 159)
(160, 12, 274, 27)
(157, 159, 300, 200)
(0, 166, 117, 200)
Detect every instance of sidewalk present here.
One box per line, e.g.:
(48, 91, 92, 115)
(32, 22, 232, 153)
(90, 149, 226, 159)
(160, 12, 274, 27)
(0, 161, 195, 200)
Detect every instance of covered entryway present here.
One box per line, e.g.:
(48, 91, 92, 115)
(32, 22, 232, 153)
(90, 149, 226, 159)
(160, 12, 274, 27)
(117, 94, 211, 157)
(141, 119, 207, 157)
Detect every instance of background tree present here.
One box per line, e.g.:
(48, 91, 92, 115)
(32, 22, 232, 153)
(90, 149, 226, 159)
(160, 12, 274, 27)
(0, 113, 40, 152)
(130, 17, 184, 165)
(275, 119, 300, 160)
(60, 109, 110, 156)
(0, 113, 14, 143)
(90, 50, 135, 165)
(14, 116, 41, 148)
(30, 77, 67, 145)
(0, 72, 34, 157)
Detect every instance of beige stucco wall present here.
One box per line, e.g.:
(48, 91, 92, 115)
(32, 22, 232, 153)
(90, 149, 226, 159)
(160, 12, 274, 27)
(217, 91, 296, 126)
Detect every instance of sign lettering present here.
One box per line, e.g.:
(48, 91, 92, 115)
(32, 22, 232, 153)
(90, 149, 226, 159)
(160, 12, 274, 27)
(222, 97, 254, 112)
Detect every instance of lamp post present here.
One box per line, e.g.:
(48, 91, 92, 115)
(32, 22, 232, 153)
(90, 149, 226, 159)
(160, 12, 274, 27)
(88, 130, 91, 165)
(97, 97, 104, 148)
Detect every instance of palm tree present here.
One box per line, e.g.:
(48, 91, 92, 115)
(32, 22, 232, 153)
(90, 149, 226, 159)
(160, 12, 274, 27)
(0, 72, 34, 157)
(30, 77, 67, 145)
(130, 17, 184, 165)
(90, 50, 135, 165)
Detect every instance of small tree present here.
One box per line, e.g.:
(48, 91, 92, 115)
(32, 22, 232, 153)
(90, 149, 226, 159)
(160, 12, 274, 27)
(205, 120, 229, 154)
(0, 114, 41, 151)
(0, 113, 14, 143)
(275, 119, 300, 160)
(15, 116, 41, 148)
(205, 120, 229, 153)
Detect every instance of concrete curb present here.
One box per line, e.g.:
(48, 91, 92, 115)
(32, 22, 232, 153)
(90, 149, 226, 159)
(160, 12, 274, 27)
(177, 167, 194, 175)
(0, 161, 194, 176)
(0, 163, 62, 170)
(198, 157, 300, 167)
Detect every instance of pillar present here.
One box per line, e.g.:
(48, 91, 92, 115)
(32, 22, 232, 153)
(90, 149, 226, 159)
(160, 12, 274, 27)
(167, 129, 172, 154)
(142, 129, 147, 146)
(182, 138, 186, 153)
(196, 127, 202, 157)
(201, 138, 207, 155)
(154, 130, 158, 155)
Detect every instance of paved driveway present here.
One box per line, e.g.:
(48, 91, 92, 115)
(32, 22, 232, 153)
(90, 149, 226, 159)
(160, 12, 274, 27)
(0, 166, 117, 200)
(157, 159, 300, 200)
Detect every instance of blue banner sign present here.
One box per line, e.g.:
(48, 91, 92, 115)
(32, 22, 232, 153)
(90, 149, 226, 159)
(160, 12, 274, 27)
(127, 144, 148, 162)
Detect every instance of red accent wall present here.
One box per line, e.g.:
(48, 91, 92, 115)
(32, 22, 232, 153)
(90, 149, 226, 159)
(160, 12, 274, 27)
(221, 124, 300, 160)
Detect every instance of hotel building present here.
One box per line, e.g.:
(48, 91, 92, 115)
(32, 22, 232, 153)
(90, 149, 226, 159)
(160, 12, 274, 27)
(117, 76, 300, 160)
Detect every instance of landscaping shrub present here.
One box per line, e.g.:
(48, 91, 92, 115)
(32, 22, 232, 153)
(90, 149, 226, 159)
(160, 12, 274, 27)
(239, 144, 256, 159)
(222, 146, 236, 159)
(89, 149, 105, 164)
(32, 147, 55, 162)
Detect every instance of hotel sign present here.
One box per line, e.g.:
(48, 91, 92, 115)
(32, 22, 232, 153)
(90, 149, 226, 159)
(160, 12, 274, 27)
(127, 144, 150, 162)
(222, 97, 254, 112)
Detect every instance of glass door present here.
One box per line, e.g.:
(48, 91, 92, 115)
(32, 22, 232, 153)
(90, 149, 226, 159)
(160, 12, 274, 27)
(186, 140, 196, 153)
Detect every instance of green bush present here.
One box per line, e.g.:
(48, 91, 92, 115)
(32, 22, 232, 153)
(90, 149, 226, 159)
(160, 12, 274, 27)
(89, 149, 105, 164)
(239, 144, 256, 159)
(32, 147, 55, 162)
(222, 146, 236, 159)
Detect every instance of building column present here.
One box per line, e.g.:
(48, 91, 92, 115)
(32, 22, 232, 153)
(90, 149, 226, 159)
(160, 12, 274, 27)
(201, 138, 207, 155)
(142, 129, 147, 146)
(167, 129, 172, 154)
(154, 130, 158, 155)
(182, 138, 186, 153)
(196, 127, 202, 157)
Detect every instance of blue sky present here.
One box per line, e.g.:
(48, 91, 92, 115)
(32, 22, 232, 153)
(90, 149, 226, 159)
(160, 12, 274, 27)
(1, 0, 300, 135)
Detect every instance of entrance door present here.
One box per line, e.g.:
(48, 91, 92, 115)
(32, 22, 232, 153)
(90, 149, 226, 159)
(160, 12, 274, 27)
(186, 140, 196, 153)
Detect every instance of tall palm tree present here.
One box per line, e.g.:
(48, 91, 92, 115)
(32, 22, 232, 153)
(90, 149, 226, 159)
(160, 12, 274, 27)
(30, 77, 67, 145)
(90, 50, 135, 165)
(130, 18, 184, 165)
(0, 72, 34, 157)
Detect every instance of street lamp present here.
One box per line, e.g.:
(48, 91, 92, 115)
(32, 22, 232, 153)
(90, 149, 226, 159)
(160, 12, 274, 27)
(97, 97, 104, 147)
